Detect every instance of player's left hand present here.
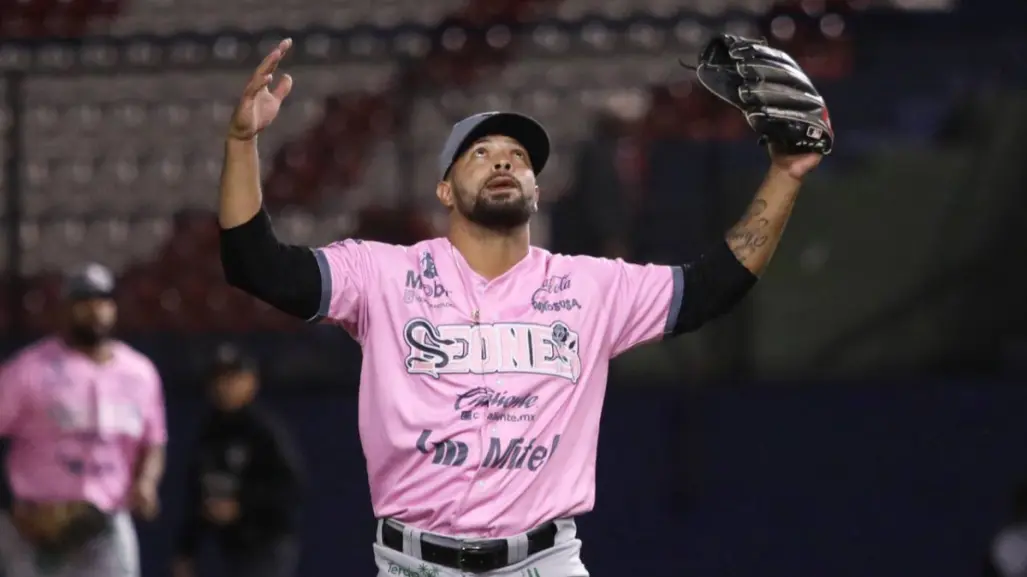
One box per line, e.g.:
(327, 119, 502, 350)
(203, 498, 240, 525)
(130, 481, 160, 520)
(769, 147, 823, 181)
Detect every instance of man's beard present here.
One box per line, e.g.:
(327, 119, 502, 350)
(66, 323, 109, 348)
(454, 183, 534, 230)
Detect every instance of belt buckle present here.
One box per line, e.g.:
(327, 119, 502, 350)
(457, 540, 491, 573)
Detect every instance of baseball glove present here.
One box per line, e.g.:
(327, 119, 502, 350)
(12, 501, 111, 556)
(683, 33, 834, 155)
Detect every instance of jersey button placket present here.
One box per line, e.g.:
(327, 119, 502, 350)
(472, 279, 486, 323)
(489, 377, 502, 435)
(474, 283, 491, 493)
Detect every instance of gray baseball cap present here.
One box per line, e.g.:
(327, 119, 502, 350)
(438, 111, 550, 181)
(62, 262, 116, 300)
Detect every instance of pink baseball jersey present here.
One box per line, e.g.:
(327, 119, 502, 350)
(313, 236, 683, 538)
(0, 337, 167, 512)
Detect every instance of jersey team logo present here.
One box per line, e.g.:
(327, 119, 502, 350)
(403, 319, 582, 383)
(403, 251, 451, 306)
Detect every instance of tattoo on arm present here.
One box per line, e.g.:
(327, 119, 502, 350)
(726, 199, 770, 263)
(722, 166, 803, 275)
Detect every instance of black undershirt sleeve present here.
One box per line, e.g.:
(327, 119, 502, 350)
(219, 208, 323, 321)
(671, 240, 758, 335)
(220, 208, 755, 331)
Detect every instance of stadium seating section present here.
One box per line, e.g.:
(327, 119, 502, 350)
(0, 0, 1022, 332)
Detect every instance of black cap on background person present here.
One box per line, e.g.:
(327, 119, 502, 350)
(207, 343, 260, 413)
(209, 343, 259, 378)
(61, 262, 118, 351)
(62, 262, 116, 301)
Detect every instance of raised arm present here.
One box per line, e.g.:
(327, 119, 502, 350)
(725, 151, 821, 277)
(217, 38, 322, 321)
(217, 38, 375, 332)
(668, 150, 822, 333)
(604, 150, 823, 352)
(220, 38, 294, 229)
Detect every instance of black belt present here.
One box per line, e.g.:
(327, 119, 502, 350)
(380, 520, 558, 573)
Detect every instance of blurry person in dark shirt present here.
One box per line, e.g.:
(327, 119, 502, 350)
(551, 92, 648, 260)
(172, 344, 305, 577)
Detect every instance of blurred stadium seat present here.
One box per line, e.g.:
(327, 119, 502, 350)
(2, 0, 1023, 333)
(107, 0, 470, 34)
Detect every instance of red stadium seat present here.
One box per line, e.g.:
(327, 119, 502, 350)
(23, 275, 62, 334)
(0, 293, 10, 335)
(0, 0, 120, 38)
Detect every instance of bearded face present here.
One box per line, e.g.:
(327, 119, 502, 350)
(65, 297, 117, 347)
(443, 135, 538, 230)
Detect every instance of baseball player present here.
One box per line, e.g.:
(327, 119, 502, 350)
(0, 263, 167, 577)
(173, 344, 306, 577)
(217, 37, 829, 577)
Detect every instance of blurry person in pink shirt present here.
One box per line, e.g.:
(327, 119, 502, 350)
(0, 263, 167, 577)
(217, 41, 823, 576)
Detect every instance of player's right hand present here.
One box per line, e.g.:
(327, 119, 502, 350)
(228, 38, 294, 141)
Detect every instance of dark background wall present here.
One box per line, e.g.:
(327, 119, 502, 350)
(135, 379, 1026, 577)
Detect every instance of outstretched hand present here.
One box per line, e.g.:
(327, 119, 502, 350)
(768, 146, 823, 181)
(228, 38, 294, 141)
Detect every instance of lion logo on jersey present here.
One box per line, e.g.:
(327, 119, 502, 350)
(403, 319, 582, 383)
(420, 251, 438, 279)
